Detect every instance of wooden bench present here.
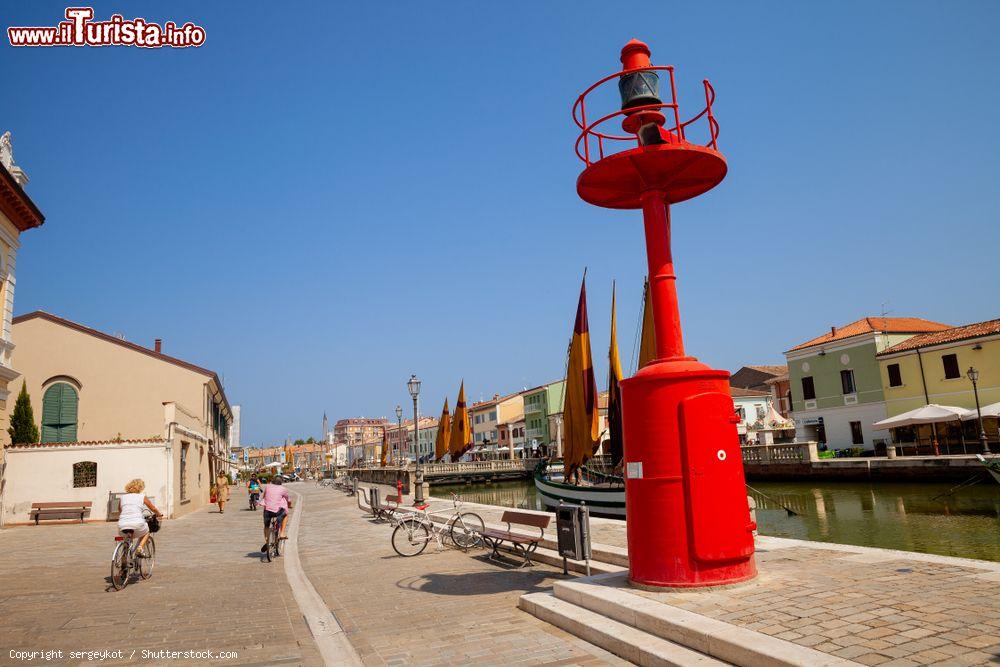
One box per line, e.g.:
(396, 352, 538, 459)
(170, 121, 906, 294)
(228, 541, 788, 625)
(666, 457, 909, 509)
(373, 493, 403, 522)
(481, 511, 550, 568)
(29, 501, 92, 525)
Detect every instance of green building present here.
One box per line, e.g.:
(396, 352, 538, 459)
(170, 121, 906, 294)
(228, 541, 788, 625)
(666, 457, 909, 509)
(522, 380, 565, 453)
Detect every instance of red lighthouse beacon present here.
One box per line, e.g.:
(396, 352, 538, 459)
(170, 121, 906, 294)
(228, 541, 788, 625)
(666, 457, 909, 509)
(574, 40, 757, 588)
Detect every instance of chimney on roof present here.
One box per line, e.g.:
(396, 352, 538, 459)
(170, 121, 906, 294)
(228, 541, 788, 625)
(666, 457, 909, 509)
(154, 338, 162, 353)
(830, 326, 836, 337)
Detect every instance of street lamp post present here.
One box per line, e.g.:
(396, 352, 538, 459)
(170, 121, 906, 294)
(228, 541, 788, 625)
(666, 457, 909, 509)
(407, 374, 425, 505)
(394, 404, 403, 466)
(967, 367, 990, 453)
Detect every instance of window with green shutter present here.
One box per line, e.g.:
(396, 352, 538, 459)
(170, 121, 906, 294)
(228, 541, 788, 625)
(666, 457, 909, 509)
(41, 382, 79, 443)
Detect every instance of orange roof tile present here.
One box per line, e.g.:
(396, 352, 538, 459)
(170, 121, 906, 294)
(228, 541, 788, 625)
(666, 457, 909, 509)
(787, 317, 951, 353)
(878, 318, 1000, 356)
(730, 387, 770, 398)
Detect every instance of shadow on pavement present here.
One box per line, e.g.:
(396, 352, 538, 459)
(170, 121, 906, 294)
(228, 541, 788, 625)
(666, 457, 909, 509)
(394, 568, 554, 597)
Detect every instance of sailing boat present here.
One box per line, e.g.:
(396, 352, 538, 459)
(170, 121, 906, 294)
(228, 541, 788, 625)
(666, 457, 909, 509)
(533, 278, 635, 518)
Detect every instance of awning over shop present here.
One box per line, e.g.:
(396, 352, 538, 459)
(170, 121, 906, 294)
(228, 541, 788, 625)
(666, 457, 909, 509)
(873, 404, 973, 430)
(962, 402, 1000, 419)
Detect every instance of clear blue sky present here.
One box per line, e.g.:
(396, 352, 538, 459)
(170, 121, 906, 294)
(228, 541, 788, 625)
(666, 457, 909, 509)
(4, 2, 998, 445)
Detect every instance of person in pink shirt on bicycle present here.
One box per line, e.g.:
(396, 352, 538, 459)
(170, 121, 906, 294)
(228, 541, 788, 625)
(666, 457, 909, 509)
(260, 476, 293, 552)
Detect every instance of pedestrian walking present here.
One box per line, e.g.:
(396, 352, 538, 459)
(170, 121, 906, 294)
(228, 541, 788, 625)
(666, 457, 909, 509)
(215, 471, 230, 513)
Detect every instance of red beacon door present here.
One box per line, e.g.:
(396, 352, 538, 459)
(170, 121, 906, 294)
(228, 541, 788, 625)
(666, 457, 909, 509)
(573, 39, 757, 588)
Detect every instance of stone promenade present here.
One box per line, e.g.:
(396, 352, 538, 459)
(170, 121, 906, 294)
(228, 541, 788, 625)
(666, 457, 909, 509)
(0, 487, 320, 666)
(295, 483, 627, 666)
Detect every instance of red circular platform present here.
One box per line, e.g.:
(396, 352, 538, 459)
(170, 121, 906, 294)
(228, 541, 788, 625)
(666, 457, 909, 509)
(576, 142, 727, 209)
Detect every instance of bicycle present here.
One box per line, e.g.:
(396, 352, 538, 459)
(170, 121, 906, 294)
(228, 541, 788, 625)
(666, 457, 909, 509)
(248, 490, 260, 511)
(111, 511, 156, 590)
(390, 494, 485, 557)
(263, 511, 285, 563)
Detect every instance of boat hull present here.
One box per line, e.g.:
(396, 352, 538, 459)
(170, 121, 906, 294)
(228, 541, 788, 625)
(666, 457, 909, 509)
(533, 473, 626, 518)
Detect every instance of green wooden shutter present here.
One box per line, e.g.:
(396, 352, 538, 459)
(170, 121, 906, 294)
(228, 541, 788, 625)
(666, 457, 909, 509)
(41, 383, 78, 443)
(41, 384, 62, 443)
(58, 384, 78, 442)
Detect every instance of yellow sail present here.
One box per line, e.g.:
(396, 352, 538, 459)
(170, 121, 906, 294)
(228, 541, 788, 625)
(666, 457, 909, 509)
(607, 282, 624, 467)
(638, 278, 656, 370)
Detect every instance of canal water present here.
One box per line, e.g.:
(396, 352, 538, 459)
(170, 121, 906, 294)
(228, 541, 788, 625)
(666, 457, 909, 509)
(436, 478, 1000, 562)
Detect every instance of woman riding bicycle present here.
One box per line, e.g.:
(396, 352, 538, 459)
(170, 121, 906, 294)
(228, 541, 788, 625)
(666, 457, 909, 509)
(247, 474, 262, 507)
(260, 476, 293, 552)
(118, 478, 162, 555)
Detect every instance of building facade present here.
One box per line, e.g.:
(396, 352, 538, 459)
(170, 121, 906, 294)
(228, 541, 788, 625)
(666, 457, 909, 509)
(731, 388, 772, 444)
(877, 318, 1000, 418)
(0, 132, 45, 444)
(786, 317, 950, 451)
(406, 416, 438, 462)
(522, 380, 565, 451)
(4, 311, 234, 522)
(470, 392, 524, 449)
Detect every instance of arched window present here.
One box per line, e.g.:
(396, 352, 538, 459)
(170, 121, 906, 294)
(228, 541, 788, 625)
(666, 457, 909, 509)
(73, 461, 97, 487)
(41, 382, 78, 443)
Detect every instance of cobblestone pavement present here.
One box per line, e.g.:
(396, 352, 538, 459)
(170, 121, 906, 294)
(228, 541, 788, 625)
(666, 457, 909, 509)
(295, 483, 629, 667)
(0, 487, 321, 666)
(423, 490, 1000, 665)
(622, 545, 1000, 666)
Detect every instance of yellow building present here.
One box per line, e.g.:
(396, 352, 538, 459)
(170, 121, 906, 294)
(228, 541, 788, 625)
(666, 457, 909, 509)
(877, 318, 1000, 417)
(6, 311, 233, 520)
(0, 132, 45, 443)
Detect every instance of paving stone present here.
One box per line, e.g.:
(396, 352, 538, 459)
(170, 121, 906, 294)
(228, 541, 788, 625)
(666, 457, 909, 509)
(294, 484, 627, 666)
(0, 487, 321, 665)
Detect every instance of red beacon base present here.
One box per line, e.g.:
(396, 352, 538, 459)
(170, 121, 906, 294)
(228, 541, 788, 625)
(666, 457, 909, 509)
(574, 39, 757, 589)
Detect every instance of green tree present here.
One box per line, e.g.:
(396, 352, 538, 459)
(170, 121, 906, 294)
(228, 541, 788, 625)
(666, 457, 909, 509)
(306, 436, 315, 444)
(8, 380, 39, 444)
(293, 438, 305, 445)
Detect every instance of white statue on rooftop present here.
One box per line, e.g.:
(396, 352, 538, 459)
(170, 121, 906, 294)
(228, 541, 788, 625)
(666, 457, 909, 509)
(0, 131, 29, 187)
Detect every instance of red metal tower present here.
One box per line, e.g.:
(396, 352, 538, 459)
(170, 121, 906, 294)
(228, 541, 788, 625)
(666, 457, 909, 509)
(574, 39, 756, 588)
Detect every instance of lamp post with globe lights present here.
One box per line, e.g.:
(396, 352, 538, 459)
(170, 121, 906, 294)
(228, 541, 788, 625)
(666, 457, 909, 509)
(407, 375, 426, 505)
(967, 367, 990, 453)
(394, 404, 403, 465)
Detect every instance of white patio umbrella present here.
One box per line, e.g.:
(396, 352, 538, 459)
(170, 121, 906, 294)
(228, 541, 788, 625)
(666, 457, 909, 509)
(262, 461, 283, 469)
(872, 404, 973, 430)
(961, 402, 1000, 420)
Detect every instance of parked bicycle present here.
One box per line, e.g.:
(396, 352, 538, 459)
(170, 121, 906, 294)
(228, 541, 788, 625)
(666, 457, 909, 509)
(390, 494, 485, 557)
(111, 510, 157, 590)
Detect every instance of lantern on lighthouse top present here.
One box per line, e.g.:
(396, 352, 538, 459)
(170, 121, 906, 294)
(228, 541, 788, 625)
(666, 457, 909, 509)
(573, 39, 725, 209)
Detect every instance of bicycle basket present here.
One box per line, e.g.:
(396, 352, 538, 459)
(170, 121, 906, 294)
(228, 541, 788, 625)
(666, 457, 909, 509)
(146, 515, 161, 533)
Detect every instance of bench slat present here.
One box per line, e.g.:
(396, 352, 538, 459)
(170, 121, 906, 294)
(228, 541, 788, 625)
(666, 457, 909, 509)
(500, 511, 550, 528)
(31, 502, 93, 509)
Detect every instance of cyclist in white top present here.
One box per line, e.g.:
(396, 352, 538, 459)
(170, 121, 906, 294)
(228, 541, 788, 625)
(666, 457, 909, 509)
(118, 478, 162, 555)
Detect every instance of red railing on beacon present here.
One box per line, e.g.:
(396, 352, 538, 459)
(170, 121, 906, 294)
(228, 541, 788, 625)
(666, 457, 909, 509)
(573, 65, 719, 167)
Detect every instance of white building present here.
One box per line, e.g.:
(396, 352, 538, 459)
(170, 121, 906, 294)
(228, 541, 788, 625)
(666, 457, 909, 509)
(229, 405, 241, 450)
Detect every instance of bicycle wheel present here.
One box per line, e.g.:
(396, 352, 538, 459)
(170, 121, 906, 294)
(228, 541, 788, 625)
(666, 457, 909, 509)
(138, 537, 155, 580)
(111, 541, 130, 590)
(391, 519, 430, 557)
(265, 522, 274, 563)
(273, 526, 283, 558)
(450, 512, 485, 549)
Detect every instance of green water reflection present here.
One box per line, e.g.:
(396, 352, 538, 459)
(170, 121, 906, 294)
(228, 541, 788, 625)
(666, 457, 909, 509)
(436, 479, 1000, 562)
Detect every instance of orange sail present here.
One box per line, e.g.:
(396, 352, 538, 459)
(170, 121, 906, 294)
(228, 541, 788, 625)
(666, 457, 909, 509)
(448, 381, 471, 460)
(435, 398, 451, 462)
(563, 276, 600, 478)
